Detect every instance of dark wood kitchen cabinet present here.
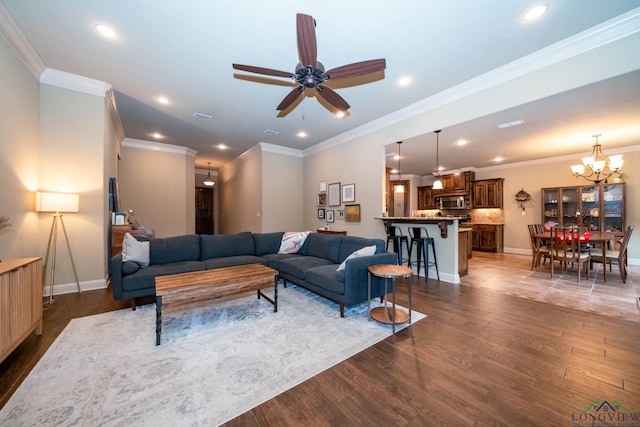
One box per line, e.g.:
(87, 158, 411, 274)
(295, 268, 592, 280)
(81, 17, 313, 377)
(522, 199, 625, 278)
(435, 171, 475, 196)
(472, 178, 504, 208)
(417, 185, 437, 209)
(471, 224, 504, 253)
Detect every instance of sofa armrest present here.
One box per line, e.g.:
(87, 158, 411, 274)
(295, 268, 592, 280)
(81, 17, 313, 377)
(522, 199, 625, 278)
(343, 252, 398, 302)
(109, 252, 125, 300)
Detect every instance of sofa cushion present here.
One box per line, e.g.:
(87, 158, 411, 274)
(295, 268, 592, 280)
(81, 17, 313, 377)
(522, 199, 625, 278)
(253, 232, 284, 255)
(260, 253, 300, 270)
(336, 245, 377, 271)
(200, 232, 255, 260)
(338, 237, 384, 262)
(122, 232, 150, 267)
(279, 256, 335, 280)
(299, 233, 342, 263)
(150, 234, 200, 265)
(203, 255, 266, 270)
(305, 265, 345, 295)
(121, 261, 205, 292)
(278, 231, 311, 254)
(121, 261, 140, 275)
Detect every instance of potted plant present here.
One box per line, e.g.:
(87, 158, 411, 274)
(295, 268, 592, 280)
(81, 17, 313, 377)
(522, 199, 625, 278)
(613, 172, 626, 183)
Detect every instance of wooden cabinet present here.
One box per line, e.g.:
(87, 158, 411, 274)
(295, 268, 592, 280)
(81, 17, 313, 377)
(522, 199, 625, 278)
(472, 178, 504, 208)
(1, 258, 42, 364)
(435, 171, 475, 196)
(471, 224, 504, 253)
(417, 186, 437, 209)
(541, 183, 625, 232)
(111, 225, 155, 256)
(458, 228, 472, 276)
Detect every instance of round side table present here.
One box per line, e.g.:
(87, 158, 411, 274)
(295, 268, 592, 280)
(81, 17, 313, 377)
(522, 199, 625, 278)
(367, 264, 413, 333)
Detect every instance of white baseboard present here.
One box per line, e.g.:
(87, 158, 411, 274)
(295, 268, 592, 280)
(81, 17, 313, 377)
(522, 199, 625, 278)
(43, 278, 107, 297)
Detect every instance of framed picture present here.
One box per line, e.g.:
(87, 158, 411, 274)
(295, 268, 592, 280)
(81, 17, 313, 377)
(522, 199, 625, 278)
(326, 210, 335, 223)
(345, 204, 361, 222)
(336, 209, 345, 220)
(342, 183, 355, 203)
(317, 208, 325, 219)
(317, 193, 327, 207)
(319, 181, 327, 192)
(328, 182, 341, 206)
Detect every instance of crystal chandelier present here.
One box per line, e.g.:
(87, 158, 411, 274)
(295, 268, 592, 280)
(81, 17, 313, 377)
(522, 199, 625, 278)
(570, 134, 623, 184)
(432, 130, 443, 190)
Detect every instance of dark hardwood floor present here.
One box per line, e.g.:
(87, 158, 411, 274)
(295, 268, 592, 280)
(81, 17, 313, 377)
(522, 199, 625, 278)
(1, 253, 639, 426)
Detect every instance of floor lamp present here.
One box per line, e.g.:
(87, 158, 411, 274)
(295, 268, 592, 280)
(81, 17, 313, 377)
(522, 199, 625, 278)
(36, 191, 81, 305)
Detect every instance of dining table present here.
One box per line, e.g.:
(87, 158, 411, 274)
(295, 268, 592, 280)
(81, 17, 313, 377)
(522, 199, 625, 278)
(535, 230, 618, 282)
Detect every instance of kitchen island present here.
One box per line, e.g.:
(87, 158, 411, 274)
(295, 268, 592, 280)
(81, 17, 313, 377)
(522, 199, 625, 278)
(377, 217, 467, 284)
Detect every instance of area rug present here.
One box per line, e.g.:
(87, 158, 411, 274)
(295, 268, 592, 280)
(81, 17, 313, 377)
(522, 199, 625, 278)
(0, 284, 425, 426)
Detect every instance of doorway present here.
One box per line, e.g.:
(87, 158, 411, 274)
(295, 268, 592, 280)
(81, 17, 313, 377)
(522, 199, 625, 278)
(389, 180, 410, 217)
(195, 187, 214, 234)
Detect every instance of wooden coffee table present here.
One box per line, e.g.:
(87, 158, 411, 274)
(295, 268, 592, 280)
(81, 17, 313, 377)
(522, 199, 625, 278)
(155, 263, 279, 345)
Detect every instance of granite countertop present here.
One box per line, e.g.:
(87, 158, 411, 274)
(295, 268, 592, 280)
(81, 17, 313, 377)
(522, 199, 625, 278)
(461, 222, 505, 225)
(378, 216, 468, 220)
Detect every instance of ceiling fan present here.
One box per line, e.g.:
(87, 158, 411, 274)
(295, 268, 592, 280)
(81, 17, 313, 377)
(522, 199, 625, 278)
(232, 13, 386, 116)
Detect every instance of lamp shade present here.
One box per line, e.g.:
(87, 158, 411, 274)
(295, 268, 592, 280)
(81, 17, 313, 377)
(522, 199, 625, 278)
(35, 192, 79, 213)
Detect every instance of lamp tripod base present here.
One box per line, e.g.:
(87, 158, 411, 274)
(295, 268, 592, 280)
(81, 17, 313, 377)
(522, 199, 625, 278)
(42, 213, 81, 306)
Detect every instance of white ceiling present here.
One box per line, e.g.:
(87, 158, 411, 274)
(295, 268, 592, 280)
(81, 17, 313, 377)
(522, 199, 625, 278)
(2, 1, 640, 176)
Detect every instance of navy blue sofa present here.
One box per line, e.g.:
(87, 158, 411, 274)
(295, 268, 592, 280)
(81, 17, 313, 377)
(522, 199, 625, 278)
(110, 231, 397, 316)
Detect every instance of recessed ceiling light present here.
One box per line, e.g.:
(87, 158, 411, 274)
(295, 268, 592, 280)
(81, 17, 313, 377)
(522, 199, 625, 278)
(156, 96, 170, 105)
(456, 139, 467, 146)
(494, 157, 504, 162)
(524, 5, 547, 21)
(151, 132, 164, 139)
(497, 119, 525, 129)
(297, 131, 307, 138)
(398, 76, 412, 87)
(335, 111, 345, 118)
(217, 144, 228, 150)
(95, 24, 117, 39)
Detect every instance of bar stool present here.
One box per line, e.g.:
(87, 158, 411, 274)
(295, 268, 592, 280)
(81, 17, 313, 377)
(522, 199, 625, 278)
(384, 224, 409, 265)
(407, 226, 439, 283)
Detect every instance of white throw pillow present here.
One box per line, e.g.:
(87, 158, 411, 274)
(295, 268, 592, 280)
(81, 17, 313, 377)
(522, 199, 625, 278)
(122, 232, 150, 268)
(336, 245, 377, 271)
(278, 231, 311, 254)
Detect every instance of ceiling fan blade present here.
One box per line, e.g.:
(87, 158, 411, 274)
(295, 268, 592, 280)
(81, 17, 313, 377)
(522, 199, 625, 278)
(277, 86, 304, 111)
(296, 13, 317, 69)
(233, 73, 297, 87)
(323, 59, 386, 81)
(316, 85, 350, 111)
(232, 64, 293, 78)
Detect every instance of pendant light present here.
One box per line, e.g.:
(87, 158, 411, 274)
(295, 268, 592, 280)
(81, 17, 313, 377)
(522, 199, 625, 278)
(394, 141, 404, 193)
(203, 162, 215, 187)
(432, 130, 443, 190)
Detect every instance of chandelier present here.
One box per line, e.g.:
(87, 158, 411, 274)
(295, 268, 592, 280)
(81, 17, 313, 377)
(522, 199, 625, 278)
(570, 134, 623, 184)
(203, 162, 215, 187)
(432, 130, 443, 190)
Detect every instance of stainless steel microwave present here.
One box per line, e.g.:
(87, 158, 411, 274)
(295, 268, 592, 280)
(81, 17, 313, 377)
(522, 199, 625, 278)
(439, 195, 467, 210)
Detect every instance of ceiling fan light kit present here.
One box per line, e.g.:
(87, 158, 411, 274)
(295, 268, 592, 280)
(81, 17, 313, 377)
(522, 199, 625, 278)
(232, 13, 386, 116)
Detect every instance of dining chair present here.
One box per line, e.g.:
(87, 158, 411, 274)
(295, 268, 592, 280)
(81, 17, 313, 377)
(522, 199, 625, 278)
(550, 226, 591, 283)
(590, 225, 634, 283)
(528, 224, 549, 270)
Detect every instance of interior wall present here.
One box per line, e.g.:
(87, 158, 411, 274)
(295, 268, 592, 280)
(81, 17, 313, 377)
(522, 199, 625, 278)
(260, 148, 303, 233)
(39, 84, 108, 289)
(218, 145, 262, 234)
(0, 32, 40, 260)
(119, 139, 196, 238)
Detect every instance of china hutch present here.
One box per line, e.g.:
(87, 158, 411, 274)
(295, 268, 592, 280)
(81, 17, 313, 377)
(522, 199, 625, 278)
(541, 183, 625, 232)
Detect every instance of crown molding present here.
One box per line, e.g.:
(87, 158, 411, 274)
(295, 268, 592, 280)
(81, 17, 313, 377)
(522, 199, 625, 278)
(105, 88, 125, 142)
(195, 168, 219, 176)
(259, 142, 303, 157)
(40, 68, 112, 97)
(122, 138, 198, 157)
(0, 2, 45, 77)
(305, 7, 640, 157)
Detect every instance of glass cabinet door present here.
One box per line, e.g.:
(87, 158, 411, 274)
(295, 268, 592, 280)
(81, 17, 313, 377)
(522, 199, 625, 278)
(602, 184, 624, 232)
(542, 188, 559, 229)
(561, 187, 579, 227)
(580, 185, 600, 230)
